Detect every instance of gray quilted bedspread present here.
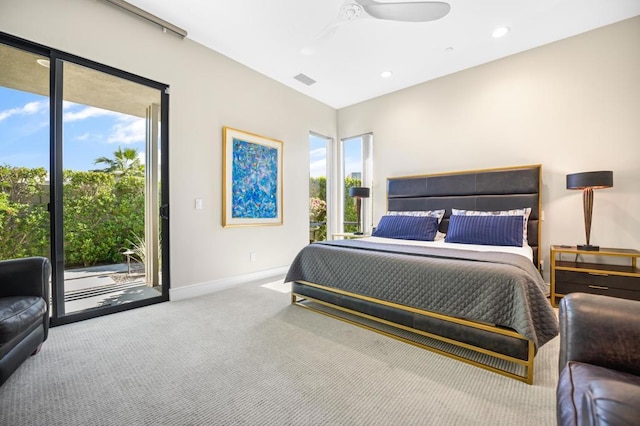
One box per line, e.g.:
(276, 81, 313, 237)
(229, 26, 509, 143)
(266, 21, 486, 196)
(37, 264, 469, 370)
(285, 240, 559, 349)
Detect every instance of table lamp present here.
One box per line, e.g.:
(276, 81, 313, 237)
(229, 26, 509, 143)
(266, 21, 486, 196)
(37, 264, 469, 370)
(349, 187, 370, 235)
(566, 170, 613, 251)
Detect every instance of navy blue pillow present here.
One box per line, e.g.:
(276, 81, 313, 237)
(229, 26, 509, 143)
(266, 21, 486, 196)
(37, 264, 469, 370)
(445, 215, 524, 247)
(372, 215, 439, 241)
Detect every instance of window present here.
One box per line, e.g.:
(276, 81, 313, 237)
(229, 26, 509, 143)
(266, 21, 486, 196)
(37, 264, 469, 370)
(309, 132, 330, 242)
(340, 134, 373, 234)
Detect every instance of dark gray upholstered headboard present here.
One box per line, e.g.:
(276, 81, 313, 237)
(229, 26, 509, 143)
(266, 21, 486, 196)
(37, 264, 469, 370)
(386, 164, 542, 268)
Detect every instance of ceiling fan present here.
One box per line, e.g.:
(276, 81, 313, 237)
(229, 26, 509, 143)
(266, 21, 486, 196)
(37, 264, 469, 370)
(301, 0, 451, 55)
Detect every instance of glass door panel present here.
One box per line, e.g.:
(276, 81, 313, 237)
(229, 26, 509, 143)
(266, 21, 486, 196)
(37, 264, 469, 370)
(60, 61, 163, 315)
(0, 43, 50, 262)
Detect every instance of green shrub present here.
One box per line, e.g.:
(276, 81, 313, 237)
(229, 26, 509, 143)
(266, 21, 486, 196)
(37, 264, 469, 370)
(0, 165, 145, 266)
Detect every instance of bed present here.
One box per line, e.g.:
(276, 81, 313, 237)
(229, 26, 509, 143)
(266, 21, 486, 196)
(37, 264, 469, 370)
(286, 164, 558, 384)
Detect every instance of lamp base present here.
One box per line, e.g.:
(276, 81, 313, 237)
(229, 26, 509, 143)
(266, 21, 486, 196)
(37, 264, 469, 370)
(577, 244, 599, 251)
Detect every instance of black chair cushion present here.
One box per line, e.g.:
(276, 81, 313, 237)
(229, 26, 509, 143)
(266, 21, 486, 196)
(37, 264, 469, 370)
(0, 296, 47, 346)
(557, 361, 640, 426)
(582, 380, 640, 426)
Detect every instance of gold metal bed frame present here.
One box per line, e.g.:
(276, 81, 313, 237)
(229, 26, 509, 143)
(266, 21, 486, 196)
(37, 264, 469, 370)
(292, 281, 535, 384)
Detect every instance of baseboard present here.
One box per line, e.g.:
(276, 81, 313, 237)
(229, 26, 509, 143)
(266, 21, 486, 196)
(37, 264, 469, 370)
(169, 266, 289, 301)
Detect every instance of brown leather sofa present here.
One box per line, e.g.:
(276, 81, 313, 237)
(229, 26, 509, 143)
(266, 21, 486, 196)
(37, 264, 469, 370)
(0, 257, 50, 386)
(557, 293, 640, 425)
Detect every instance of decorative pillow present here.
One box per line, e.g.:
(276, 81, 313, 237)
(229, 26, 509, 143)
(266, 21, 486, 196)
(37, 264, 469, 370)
(445, 215, 524, 247)
(386, 209, 446, 223)
(451, 208, 531, 243)
(372, 215, 439, 241)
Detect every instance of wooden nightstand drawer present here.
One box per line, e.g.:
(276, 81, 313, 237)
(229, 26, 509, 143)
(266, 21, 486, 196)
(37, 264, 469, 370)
(550, 245, 640, 307)
(555, 281, 640, 301)
(556, 270, 640, 292)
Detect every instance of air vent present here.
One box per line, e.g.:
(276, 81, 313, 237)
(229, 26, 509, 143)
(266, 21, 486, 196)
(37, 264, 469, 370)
(293, 73, 317, 86)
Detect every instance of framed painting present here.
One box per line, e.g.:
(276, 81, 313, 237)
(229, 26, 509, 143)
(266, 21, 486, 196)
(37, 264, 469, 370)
(222, 126, 283, 227)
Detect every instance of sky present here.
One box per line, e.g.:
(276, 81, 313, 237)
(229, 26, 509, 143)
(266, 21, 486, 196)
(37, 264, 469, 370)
(0, 86, 146, 172)
(309, 133, 362, 178)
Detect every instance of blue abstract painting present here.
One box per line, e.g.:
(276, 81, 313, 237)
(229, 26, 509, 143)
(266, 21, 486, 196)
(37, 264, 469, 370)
(231, 138, 279, 219)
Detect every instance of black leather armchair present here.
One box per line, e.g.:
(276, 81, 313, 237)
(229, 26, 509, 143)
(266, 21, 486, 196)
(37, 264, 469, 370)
(0, 257, 50, 386)
(557, 293, 640, 425)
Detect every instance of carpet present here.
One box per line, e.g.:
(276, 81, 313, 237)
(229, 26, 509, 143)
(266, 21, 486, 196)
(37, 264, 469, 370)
(0, 278, 559, 425)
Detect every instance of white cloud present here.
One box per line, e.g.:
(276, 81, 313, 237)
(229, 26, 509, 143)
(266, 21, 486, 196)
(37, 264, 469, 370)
(61, 104, 144, 144)
(0, 100, 47, 122)
(136, 150, 162, 167)
(309, 158, 327, 178)
(108, 116, 145, 144)
(76, 132, 90, 141)
(309, 147, 326, 159)
(63, 106, 120, 122)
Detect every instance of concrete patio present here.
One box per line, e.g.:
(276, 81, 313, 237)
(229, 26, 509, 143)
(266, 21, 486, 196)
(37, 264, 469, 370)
(62, 263, 160, 313)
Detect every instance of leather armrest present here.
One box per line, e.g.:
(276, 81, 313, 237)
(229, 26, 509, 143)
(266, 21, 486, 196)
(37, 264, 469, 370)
(559, 293, 640, 376)
(0, 257, 50, 300)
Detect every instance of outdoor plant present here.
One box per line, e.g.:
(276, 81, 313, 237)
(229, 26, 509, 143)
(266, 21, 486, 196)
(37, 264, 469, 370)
(309, 197, 327, 223)
(94, 146, 144, 178)
(0, 164, 145, 266)
(309, 197, 327, 241)
(0, 165, 49, 259)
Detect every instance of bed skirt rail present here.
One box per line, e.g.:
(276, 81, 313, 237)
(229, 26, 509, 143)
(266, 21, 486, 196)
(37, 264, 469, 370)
(291, 280, 536, 384)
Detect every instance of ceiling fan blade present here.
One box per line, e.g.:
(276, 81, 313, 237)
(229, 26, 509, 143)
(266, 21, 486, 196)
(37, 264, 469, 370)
(300, 1, 364, 56)
(299, 21, 343, 55)
(357, 1, 450, 22)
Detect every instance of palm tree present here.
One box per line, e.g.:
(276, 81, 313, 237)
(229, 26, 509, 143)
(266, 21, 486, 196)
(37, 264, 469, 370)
(94, 147, 144, 177)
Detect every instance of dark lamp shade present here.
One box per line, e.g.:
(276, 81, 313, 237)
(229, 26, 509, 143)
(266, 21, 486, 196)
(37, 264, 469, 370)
(349, 187, 370, 198)
(566, 171, 613, 190)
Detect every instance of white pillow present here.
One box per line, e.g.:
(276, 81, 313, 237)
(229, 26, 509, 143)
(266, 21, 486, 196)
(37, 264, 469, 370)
(451, 208, 532, 243)
(386, 209, 446, 223)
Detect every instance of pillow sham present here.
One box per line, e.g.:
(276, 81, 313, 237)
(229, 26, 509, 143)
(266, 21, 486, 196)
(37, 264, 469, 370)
(451, 208, 531, 243)
(385, 209, 446, 223)
(445, 214, 524, 247)
(372, 215, 439, 241)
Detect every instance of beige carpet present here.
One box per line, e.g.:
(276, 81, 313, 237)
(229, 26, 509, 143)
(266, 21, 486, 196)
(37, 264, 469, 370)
(0, 278, 559, 425)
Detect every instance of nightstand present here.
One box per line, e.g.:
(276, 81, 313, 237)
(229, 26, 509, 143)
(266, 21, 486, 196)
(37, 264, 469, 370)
(550, 245, 640, 307)
(332, 233, 369, 239)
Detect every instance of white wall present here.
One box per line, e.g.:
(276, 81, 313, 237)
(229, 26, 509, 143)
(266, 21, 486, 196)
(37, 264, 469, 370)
(0, 0, 336, 292)
(337, 16, 640, 274)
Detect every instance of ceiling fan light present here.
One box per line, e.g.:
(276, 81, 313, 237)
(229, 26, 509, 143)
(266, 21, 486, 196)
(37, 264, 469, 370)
(380, 71, 393, 78)
(342, 4, 363, 20)
(492, 26, 510, 38)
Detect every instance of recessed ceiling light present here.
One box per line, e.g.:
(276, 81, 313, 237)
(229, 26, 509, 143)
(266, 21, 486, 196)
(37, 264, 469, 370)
(492, 26, 510, 38)
(299, 47, 314, 56)
(36, 58, 50, 68)
(380, 71, 393, 79)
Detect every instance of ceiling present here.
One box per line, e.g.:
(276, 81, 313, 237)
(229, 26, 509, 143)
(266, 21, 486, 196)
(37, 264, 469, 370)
(0, 44, 160, 118)
(121, 0, 640, 109)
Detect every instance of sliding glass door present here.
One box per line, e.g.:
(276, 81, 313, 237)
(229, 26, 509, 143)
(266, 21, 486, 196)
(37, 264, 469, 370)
(58, 60, 165, 317)
(0, 33, 170, 325)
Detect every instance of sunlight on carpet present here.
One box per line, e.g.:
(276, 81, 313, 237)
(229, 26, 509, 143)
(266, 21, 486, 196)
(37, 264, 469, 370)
(260, 279, 290, 293)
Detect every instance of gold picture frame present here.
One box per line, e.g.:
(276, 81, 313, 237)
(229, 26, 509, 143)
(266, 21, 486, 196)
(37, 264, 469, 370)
(222, 126, 283, 227)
